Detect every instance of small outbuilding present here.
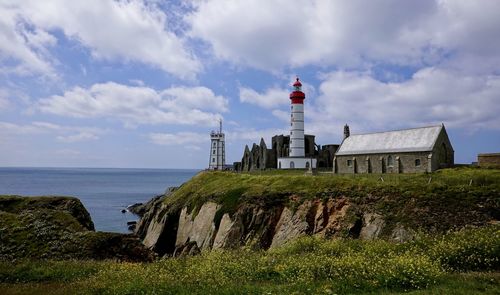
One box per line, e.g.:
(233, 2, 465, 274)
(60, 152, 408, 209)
(334, 124, 454, 174)
(478, 153, 500, 168)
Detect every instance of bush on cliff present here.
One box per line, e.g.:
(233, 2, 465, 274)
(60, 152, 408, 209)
(0, 196, 154, 261)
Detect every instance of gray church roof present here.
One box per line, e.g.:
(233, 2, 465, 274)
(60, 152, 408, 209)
(336, 125, 443, 156)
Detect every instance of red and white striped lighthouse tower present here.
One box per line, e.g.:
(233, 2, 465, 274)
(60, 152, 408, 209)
(289, 77, 306, 157)
(277, 77, 316, 169)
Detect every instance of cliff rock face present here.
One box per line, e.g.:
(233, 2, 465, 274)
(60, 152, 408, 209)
(176, 202, 220, 250)
(135, 170, 499, 256)
(136, 196, 393, 256)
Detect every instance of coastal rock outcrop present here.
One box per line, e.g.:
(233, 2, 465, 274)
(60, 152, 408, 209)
(136, 196, 364, 256)
(0, 195, 154, 261)
(135, 171, 499, 257)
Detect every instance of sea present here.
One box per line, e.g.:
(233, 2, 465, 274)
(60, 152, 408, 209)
(0, 167, 199, 233)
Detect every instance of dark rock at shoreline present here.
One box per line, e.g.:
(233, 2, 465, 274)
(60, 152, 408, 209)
(128, 187, 178, 217)
(127, 202, 147, 216)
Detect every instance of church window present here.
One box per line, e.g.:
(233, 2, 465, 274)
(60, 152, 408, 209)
(347, 160, 352, 167)
(213, 142, 216, 147)
(415, 159, 421, 167)
(306, 162, 310, 169)
(387, 155, 394, 167)
(212, 158, 215, 162)
(213, 150, 215, 155)
(290, 161, 295, 168)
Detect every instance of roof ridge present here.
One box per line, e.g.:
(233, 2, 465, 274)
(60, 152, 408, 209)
(349, 124, 442, 137)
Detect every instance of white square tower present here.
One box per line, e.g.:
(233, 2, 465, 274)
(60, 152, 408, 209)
(209, 120, 225, 170)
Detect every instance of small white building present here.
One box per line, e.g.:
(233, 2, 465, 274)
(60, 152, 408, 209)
(277, 77, 317, 169)
(208, 120, 226, 170)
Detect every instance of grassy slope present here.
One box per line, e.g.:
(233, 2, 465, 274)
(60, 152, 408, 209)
(0, 226, 498, 294)
(165, 168, 500, 235)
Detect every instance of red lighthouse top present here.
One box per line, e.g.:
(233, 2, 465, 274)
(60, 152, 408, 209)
(290, 77, 305, 104)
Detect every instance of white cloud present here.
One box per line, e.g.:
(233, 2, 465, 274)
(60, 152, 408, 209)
(0, 98, 8, 109)
(308, 68, 500, 139)
(271, 109, 289, 122)
(0, 0, 200, 79)
(0, 121, 104, 143)
(187, 0, 500, 74)
(56, 132, 99, 143)
(37, 82, 227, 127)
(161, 86, 228, 112)
(0, 5, 56, 77)
(148, 132, 206, 146)
(0, 89, 9, 109)
(227, 127, 288, 143)
(239, 87, 289, 109)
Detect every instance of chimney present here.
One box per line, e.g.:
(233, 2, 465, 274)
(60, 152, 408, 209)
(343, 124, 350, 139)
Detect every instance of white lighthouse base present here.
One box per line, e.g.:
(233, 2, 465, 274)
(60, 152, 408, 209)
(277, 157, 317, 169)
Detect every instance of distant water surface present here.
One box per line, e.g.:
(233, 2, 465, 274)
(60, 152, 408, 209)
(0, 167, 199, 233)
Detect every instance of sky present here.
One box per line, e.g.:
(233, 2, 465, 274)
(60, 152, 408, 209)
(0, 0, 499, 169)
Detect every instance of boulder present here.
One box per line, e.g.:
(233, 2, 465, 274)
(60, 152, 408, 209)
(359, 213, 385, 240)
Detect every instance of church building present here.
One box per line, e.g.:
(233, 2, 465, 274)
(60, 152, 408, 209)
(334, 124, 454, 174)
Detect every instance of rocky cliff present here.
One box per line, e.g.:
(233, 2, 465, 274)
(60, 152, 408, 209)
(0, 195, 154, 261)
(136, 169, 500, 256)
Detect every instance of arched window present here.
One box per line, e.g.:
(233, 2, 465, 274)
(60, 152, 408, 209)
(387, 155, 394, 167)
(213, 142, 216, 147)
(415, 159, 421, 166)
(306, 161, 310, 169)
(290, 161, 295, 169)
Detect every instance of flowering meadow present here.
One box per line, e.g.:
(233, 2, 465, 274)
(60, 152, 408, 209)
(1, 225, 498, 294)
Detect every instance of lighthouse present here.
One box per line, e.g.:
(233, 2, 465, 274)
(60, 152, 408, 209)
(277, 77, 316, 169)
(290, 77, 306, 157)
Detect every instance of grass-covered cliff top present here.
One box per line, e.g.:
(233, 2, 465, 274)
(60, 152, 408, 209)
(165, 167, 500, 233)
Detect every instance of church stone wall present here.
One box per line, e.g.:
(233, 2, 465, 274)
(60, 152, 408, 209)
(430, 129, 454, 170)
(335, 152, 432, 174)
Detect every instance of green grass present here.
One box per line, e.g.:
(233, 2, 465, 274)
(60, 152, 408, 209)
(1, 226, 498, 294)
(163, 168, 500, 234)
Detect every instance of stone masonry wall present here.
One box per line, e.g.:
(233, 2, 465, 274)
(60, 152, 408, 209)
(335, 151, 432, 174)
(478, 153, 500, 168)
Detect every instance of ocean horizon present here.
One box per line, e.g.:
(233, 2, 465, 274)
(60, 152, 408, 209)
(0, 167, 200, 233)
